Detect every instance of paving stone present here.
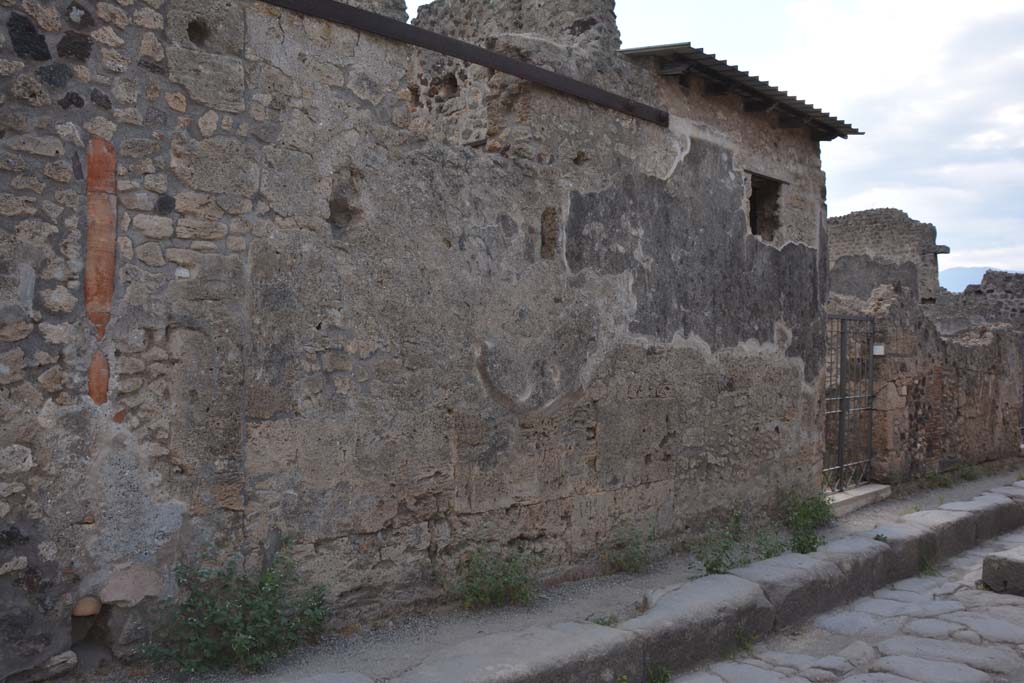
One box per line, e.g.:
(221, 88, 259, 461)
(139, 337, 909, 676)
(799, 668, 838, 682)
(876, 635, 1023, 674)
(392, 622, 642, 683)
(871, 655, 990, 683)
(816, 611, 905, 638)
(837, 676, 916, 683)
(953, 629, 983, 643)
(672, 674, 724, 683)
(811, 655, 853, 674)
(943, 611, 1024, 643)
(730, 553, 846, 629)
(903, 618, 960, 638)
(889, 576, 945, 593)
(621, 574, 774, 673)
(851, 597, 961, 618)
(873, 589, 930, 603)
(757, 652, 819, 670)
(837, 641, 876, 667)
(291, 675, 373, 683)
(710, 662, 789, 683)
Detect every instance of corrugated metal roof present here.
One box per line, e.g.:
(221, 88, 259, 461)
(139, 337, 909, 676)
(621, 42, 862, 140)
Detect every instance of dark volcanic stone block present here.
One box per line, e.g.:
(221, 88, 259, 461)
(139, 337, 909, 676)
(8, 13, 51, 61)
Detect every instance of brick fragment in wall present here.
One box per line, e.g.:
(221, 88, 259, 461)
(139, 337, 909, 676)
(85, 138, 116, 339)
(88, 350, 109, 405)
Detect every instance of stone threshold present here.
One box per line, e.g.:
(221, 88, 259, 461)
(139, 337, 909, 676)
(829, 483, 893, 518)
(302, 482, 1024, 683)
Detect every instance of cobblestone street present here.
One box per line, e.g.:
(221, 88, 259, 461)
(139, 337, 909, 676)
(677, 530, 1024, 683)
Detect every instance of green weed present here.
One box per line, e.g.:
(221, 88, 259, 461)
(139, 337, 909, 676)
(647, 664, 671, 683)
(458, 549, 534, 608)
(784, 492, 834, 554)
(145, 560, 326, 673)
(957, 463, 980, 481)
(607, 529, 652, 574)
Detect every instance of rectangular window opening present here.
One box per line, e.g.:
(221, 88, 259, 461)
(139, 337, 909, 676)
(748, 173, 782, 242)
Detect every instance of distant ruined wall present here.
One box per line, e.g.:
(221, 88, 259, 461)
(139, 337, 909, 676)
(828, 208, 948, 302)
(0, 0, 830, 677)
(929, 271, 1024, 430)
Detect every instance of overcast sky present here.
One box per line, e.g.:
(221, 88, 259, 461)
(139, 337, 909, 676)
(407, 0, 1024, 272)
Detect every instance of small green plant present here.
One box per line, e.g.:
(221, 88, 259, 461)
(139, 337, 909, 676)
(734, 627, 755, 655)
(616, 675, 630, 683)
(924, 471, 953, 489)
(146, 560, 326, 673)
(458, 549, 534, 608)
(753, 528, 787, 560)
(647, 664, 671, 683)
(608, 529, 653, 574)
(784, 492, 834, 554)
(957, 463, 980, 481)
(920, 555, 939, 576)
(592, 614, 619, 627)
(873, 533, 889, 543)
(692, 512, 744, 574)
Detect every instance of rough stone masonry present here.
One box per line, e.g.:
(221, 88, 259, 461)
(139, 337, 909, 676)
(0, 0, 842, 677)
(827, 210, 1023, 483)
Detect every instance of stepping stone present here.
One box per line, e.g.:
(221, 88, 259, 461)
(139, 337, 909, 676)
(983, 546, 1024, 595)
(838, 675, 919, 683)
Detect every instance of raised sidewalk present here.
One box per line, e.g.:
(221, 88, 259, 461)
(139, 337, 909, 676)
(305, 480, 1024, 683)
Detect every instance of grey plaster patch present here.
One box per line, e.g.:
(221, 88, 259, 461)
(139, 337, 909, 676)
(564, 138, 825, 381)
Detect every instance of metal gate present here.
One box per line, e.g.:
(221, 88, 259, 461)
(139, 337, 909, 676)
(824, 315, 876, 492)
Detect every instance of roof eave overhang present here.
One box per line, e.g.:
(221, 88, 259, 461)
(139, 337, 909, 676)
(621, 42, 863, 140)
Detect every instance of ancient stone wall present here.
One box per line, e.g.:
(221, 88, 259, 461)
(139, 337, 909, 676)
(930, 271, 1024, 336)
(830, 288, 1021, 483)
(827, 208, 949, 302)
(929, 271, 1024, 431)
(0, 0, 830, 676)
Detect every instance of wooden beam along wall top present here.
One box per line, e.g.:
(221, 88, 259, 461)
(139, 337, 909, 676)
(263, 0, 670, 127)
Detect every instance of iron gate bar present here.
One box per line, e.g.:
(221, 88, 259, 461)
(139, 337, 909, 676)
(837, 318, 848, 487)
(824, 314, 876, 492)
(262, 0, 671, 128)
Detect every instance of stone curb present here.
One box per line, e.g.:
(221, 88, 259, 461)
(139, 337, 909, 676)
(342, 483, 1024, 683)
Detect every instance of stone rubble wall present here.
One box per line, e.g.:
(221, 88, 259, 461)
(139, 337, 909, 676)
(829, 286, 1021, 484)
(929, 271, 1024, 430)
(0, 0, 831, 677)
(827, 208, 946, 302)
